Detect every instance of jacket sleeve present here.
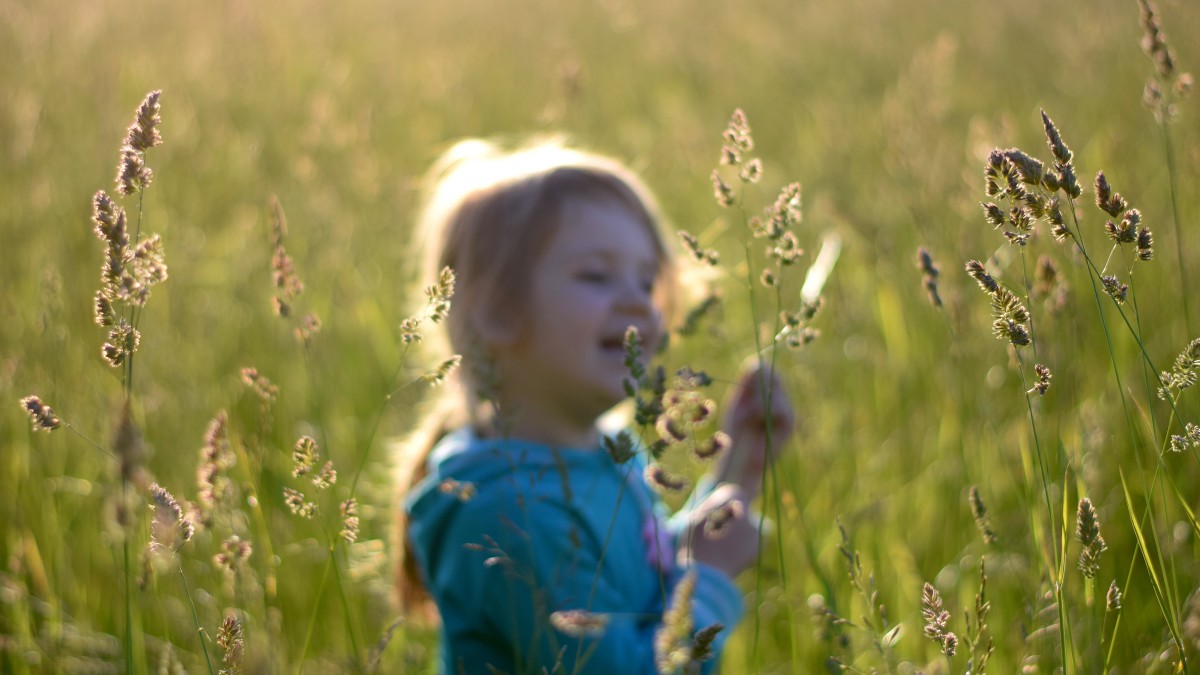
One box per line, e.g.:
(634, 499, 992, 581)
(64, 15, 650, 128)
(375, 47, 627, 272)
(434, 482, 744, 674)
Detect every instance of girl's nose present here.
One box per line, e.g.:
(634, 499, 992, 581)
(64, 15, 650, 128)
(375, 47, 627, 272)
(615, 276, 653, 315)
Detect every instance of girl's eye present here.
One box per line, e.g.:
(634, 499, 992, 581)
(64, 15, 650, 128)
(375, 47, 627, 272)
(577, 270, 609, 284)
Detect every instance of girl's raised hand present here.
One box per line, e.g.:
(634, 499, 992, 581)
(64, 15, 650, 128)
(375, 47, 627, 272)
(716, 361, 796, 499)
(677, 483, 760, 579)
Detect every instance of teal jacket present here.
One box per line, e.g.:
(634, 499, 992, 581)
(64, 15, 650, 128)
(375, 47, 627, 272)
(404, 428, 744, 674)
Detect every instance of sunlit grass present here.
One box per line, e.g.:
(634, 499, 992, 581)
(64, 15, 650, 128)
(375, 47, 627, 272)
(3, 0, 1199, 672)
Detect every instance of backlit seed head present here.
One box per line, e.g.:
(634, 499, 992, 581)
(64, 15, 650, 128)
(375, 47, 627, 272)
(421, 355, 462, 386)
(710, 170, 735, 207)
(1137, 227, 1154, 261)
(965, 260, 998, 294)
(644, 464, 688, 493)
(602, 430, 638, 464)
(1076, 497, 1108, 579)
(1094, 172, 1128, 217)
(91, 191, 124, 243)
(283, 487, 316, 518)
(149, 483, 194, 553)
(918, 247, 943, 308)
(1145, 79, 1165, 108)
(1101, 275, 1128, 304)
(968, 485, 998, 544)
(20, 395, 61, 431)
(691, 623, 725, 662)
(1138, 0, 1176, 80)
(339, 498, 360, 544)
(1029, 363, 1052, 395)
(102, 323, 140, 367)
(93, 291, 116, 326)
(981, 202, 1005, 228)
(115, 146, 153, 196)
(739, 158, 762, 184)
(241, 367, 279, 402)
(1040, 110, 1073, 166)
(312, 461, 337, 489)
(1107, 581, 1123, 611)
(213, 535, 253, 572)
(1002, 148, 1045, 186)
(551, 609, 611, 638)
(922, 582, 952, 642)
(722, 109, 754, 156)
(292, 436, 318, 477)
(942, 633, 959, 656)
(702, 497, 744, 539)
(693, 431, 730, 460)
(1057, 163, 1082, 199)
(124, 91, 163, 153)
(437, 478, 477, 501)
(216, 614, 244, 672)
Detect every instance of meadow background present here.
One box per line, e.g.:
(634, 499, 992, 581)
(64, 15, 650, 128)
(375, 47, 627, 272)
(3, 0, 1200, 671)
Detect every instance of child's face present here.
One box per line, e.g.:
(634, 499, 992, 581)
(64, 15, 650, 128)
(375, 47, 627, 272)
(492, 197, 663, 444)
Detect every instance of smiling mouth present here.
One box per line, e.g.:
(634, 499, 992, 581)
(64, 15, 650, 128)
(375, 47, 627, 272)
(600, 337, 625, 352)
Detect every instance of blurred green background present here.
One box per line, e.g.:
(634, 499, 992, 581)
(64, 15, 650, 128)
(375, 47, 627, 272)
(3, 0, 1199, 671)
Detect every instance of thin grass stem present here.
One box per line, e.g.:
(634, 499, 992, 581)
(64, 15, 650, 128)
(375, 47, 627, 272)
(178, 561, 217, 675)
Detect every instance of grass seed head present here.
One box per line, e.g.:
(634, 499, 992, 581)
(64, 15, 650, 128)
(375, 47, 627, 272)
(93, 291, 116, 326)
(283, 487, 316, 518)
(214, 535, 253, 573)
(197, 411, 233, 518)
(656, 570, 697, 672)
(240, 367, 279, 403)
(1002, 148, 1046, 186)
(644, 463, 688, 493)
(602, 430, 637, 464)
(965, 260, 998, 294)
(312, 461, 337, 489)
(216, 614, 244, 672)
(968, 485, 998, 544)
(1138, 0, 1176, 80)
(340, 498, 360, 544)
(124, 91, 163, 152)
(981, 202, 1005, 228)
(918, 248, 943, 307)
(20, 395, 61, 431)
(922, 582, 951, 642)
(702, 496, 743, 539)
(1137, 227, 1154, 261)
(739, 158, 762, 184)
(1075, 497, 1107, 578)
(1029, 363, 1052, 396)
(91, 191, 125, 244)
(721, 108, 754, 165)
(422, 355, 462, 386)
(1094, 171, 1127, 217)
(1107, 581, 1123, 611)
(115, 146, 153, 196)
(691, 623, 724, 663)
(710, 170, 735, 207)
(1101, 275, 1129, 304)
(149, 483, 194, 553)
(292, 436, 318, 477)
(1040, 110, 1074, 166)
(550, 610, 611, 638)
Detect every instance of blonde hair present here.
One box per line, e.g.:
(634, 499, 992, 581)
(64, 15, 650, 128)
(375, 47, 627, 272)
(395, 138, 678, 616)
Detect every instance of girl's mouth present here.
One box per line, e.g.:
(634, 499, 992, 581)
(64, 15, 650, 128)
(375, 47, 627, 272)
(600, 337, 625, 352)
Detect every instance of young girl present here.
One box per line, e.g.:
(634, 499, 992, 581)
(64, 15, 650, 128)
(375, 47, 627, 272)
(396, 138, 795, 674)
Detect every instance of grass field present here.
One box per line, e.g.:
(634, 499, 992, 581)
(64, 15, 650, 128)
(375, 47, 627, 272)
(3, 0, 1200, 671)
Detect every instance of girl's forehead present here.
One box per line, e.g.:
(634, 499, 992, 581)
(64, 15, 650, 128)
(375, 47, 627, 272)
(549, 198, 661, 259)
